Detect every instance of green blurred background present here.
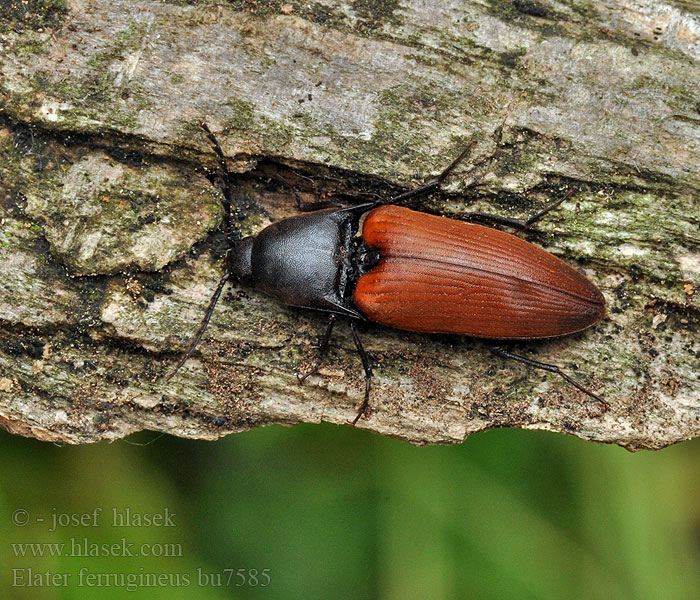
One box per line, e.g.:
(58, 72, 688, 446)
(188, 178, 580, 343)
(1, 423, 698, 599)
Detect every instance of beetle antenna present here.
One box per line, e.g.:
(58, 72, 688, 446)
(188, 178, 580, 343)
(166, 271, 231, 382)
(487, 345, 608, 410)
(199, 122, 235, 246)
(165, 124, 239, 382)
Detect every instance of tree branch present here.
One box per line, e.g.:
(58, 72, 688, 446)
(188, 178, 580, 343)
(1, 0, 698, 448)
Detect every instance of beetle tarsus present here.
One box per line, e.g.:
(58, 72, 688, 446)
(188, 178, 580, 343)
(352, 377, 372, 426)
(487, 345, 608, 410)
(349, 320, 373, 425)
(297, 314, 337, 384)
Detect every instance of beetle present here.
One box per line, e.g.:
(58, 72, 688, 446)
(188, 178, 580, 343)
(169, 123, 606, 424)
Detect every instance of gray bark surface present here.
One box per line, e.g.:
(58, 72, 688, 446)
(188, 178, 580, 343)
(0, 0, 698, 449)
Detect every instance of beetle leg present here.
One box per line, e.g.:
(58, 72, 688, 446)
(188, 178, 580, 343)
(388, 141, 476, 205)
(451, 189, 575, 230)
(521, 189, 574, 228)
(486, 345, 608, 410)
(297, 313, 337, 384)
(453, 212, 534, 229)
(388, 118, 509, 206)
(349, 320, 373, 425)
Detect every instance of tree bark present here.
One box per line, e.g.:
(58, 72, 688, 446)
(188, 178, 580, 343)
(0, 0, 698, 449)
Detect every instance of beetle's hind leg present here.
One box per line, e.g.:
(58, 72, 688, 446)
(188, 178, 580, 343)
(349, 320, 373, 425)
(486, 345, 608, 411)
(451, 189, 574, 231)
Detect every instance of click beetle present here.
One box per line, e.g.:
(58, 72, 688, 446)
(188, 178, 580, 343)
(169, 123, 606, 423)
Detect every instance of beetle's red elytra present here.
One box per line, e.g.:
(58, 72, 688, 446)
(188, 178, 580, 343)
(354, 205, 605, 338)
(169, 123, 607, 423)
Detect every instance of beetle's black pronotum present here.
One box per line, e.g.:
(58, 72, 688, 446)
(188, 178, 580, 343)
(168, 123, 606, 424)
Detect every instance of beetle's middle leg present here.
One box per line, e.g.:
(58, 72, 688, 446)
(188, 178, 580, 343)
(297, 313, 337, 384)
(387, 118, 576, 232)
(388, 141, 476, 205)
(388, 118, 511, 206)
(297, 315, 373, 425)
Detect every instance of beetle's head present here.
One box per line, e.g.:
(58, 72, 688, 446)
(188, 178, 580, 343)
(226, 237, 254, 283)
